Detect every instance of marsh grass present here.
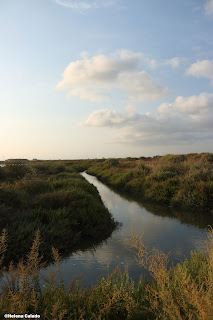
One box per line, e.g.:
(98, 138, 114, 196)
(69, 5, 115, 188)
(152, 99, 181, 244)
(87, 153, 213, 212)
(0, 230, 149, 319)
(0, 227, 213, 319)
(0, 162, 118, 265)
(124, 226, 213, 320)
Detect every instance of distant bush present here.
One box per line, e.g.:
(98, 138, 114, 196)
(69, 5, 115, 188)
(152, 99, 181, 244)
(3, 163, 30, 179)
(158, 154, 186, 165)
(107, 159, 120, 166)
(201, 152, 213, 163)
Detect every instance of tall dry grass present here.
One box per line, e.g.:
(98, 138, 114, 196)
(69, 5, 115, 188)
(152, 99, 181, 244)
(125, 226, 213, 320)
(0, 227, 213, 319)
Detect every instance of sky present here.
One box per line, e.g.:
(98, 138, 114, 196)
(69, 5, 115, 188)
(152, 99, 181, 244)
(0, 0, 213, 159)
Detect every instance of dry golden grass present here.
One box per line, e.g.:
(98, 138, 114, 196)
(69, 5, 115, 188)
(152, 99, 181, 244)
(0, 229, 7, 274)
(124, 226, 213, 320)
(0, 226, 213, 319)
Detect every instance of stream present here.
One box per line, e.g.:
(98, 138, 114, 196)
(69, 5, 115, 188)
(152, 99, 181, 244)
(42, 171, 213, 287)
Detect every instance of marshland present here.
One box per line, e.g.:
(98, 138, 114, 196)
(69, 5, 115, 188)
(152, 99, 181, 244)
(2, 0, 213, 317)
(0, 153, 213, 319)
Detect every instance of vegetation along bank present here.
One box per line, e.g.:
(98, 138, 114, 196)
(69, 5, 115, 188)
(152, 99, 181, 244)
(87, 153, 213, 213)
(0, 160, 118, 265)
(0, 227, 213, 319)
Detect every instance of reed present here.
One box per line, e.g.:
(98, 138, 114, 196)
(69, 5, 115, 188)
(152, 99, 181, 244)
(0, 227, 213, 319)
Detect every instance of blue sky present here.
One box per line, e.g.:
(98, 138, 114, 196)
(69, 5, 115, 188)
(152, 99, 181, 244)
(0, 0, 213, 159)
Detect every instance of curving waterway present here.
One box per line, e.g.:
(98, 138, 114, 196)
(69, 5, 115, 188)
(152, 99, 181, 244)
(42, 172, 213, 287)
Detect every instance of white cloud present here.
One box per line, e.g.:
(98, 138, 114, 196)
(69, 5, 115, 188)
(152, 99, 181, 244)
(83, 108, 140, 127)
(56, 50, 168, 103)
(68, 88, 110, 102)
(186, 60, 213, 86)
(205, 0, 213, 15)
(117, 71, 168, 102)
(164, 57, 183, 69)
(57, 50, 141, 89)
(146, 58, 158, 69)
(82, 93, 213, 145)
(142, 56, 184, 70)
(55, 0, 120, 10)
(158, 93, 213, 116)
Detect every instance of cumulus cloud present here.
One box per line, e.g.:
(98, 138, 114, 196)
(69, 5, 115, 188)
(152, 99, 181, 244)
(55, 0, 119, 10)
(82, 93, 213, 145)
(83, 108, 140, 127)
(186, 60, 213, 86)
(56, 50, 168, 103)
(205, 0, 213, 15)
(57, 50, 141, 88)
(158, 93, 213, 116)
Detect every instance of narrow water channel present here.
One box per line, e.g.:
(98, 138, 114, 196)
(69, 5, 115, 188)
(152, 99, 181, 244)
(43, 172, 213, 287)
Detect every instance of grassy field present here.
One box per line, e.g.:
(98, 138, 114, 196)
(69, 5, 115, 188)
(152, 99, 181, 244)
(87, 153, 213, 213)
(0, 155, 213, 318)
(0, 161, 118, 265)
(0, 227, 212, 319)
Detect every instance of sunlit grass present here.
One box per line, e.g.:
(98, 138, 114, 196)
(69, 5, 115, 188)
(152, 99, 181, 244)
(87, 153, 213, 212)
(0, 227, 213, 319)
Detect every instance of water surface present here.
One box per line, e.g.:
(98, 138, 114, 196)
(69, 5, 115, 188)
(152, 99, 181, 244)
(43, 172, 213, 287)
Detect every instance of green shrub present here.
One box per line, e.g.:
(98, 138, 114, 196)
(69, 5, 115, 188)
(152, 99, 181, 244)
(109, 171, 133, 186)
(0, 185, 21, 208)
(145, 178, 179, 204)
(149, 171, 176, 181)
(17, 178, 52, 195)
(4, 163, 30, 179)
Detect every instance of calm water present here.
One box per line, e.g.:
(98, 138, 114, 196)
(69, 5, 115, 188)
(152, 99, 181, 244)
(42, 172, 213, 287)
